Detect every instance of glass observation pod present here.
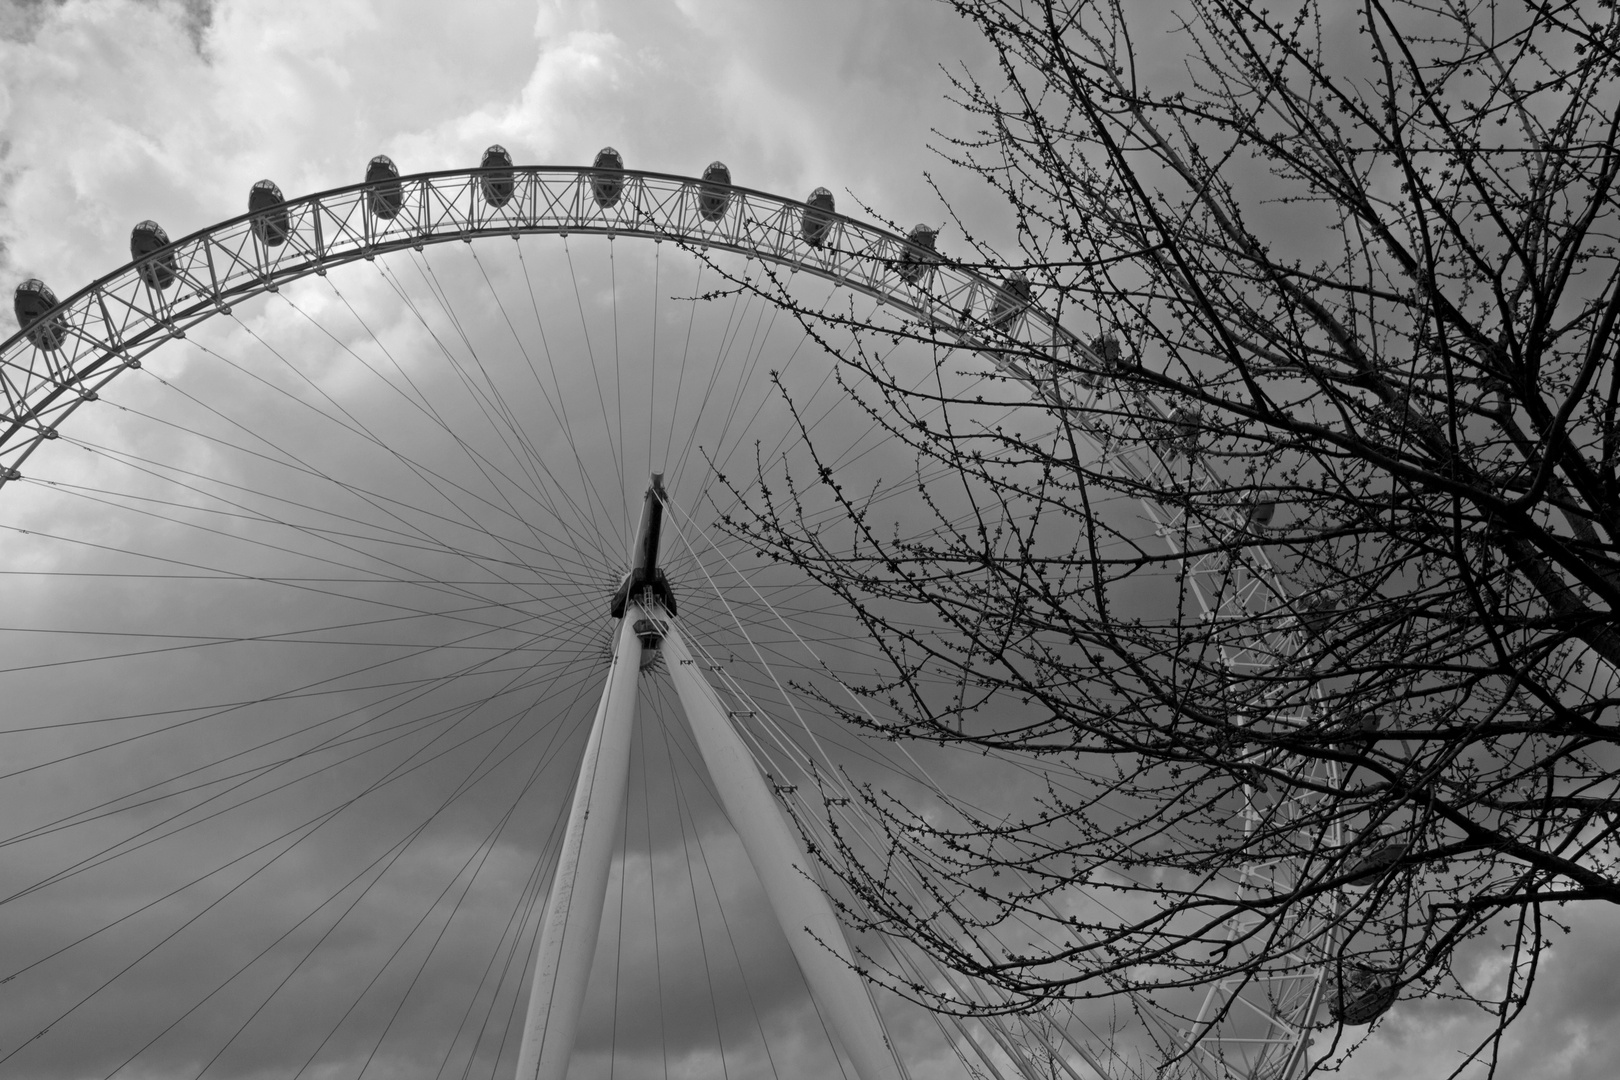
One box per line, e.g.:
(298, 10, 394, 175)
(988, 270, 1032, 330)
(12, 278, 66, 350)
(895, 223, 939, 285)
(591, 146, 624, 207)
(801, 186, 836, 247)
(480, 144, 515, 208)
(130, 220, 177, 291)
(698, 160, 732, 222)
(248, 179, 289, 246)
(365, 155, 404, 220)
(1328, 964, 1400, 1025)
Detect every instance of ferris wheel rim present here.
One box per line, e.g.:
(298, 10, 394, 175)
(0, 164, 1074, 488)
(0, 196, 946, 1080)
(2, 162, 1324, 670)
(0, 160, 1351, 1079)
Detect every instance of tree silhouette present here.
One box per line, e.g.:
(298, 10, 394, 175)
(725, 1, 1620, 1073)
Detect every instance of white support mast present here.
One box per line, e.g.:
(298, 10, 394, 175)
(512, 475, 675, 1080)
(515, 474, 903, 1080)
(512, 612, 642, 1080)
(660, 622, 906, 1080)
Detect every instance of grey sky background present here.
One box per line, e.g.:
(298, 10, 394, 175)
(1, 2, 1617, 1079)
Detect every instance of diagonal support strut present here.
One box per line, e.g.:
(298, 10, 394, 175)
(514, 474, 904, 1080)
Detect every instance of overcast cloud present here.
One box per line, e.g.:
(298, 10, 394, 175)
(1, 2, 1616, 1079)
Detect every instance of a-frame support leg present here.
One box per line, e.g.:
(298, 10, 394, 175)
(660, 619, 906, 1080)
(513, 613, 644, 1080)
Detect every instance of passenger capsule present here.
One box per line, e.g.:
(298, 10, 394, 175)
(1333, 711, 1381, 757)
(1298, 593, 1338, 639)
(800, 187, 835, 247)
(13, 279, 68, 351)
(1076, 333, 1122, 388)
(988, 272, 1032, 329)
(697, 161, 731, 222)
(1245, 496, 1276, 529)
(1168, 407, 1200, 456)
(1326, 964, 1398, 1025)
(896, 224, 939, 285)
(366, 155, 404, 220)
(480, 144, 515, 208)
(1344, 833, 1407, 887)
(592, 147, 625, 208)
(130, 220, 177, 291)
(249, 180, 290, 246)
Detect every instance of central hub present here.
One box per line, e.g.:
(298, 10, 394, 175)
(609, 473, 677, 618)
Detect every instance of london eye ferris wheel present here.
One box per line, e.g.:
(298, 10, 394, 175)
(0, 147, 1388, 1080)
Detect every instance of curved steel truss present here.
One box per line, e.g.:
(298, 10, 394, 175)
(2, 163, 1350, 1080)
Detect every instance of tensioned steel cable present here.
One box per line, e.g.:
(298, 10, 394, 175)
(88, 342, 579, 606)
(1, 636, 599, 922)
(661, 507, 1165, 1075)
(0, 265, 651, 841)
(409, 241, 624, 573)
(188, 652, 604, 1078)
(650, 677, 786, 1080)
(383, 252, 588, 574)
(610, 239, 627, 541)
(228, 296, 566, 583)
(466, 243, 617, 565)
(425, 247, 570, 523)
(663, 258, 768, 492)
(560, 237, 628, 540)
(636, 713, 672, 1080)
(607, 716, 631, 1080)
(2, 683, 577, 1073)
(514, 239, 624, 564)
(661, 255, 704, 473)
(0, 591, 569, 817)
(277, 708, 589, 1080)
(0, 518, 609, 919)
(648, 242, 661, 488)
(346, 704, 590, 1080)
(0, 644, 581, 860)
(0, 215, 1057, 1080)
(0, 511, 599, 758)
(106, 704, 578, 1080)
(652, 695, 733, 1080)
(431, 806, 557, 1080)
(409, 246, 586, 546)
(311, 269, 602, 565)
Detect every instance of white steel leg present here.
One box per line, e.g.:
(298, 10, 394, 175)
(513, 613, 644, 1080)
(660, 620, 905, 1080)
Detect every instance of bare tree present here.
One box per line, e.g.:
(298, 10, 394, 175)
(724, 0, 1620, 1073)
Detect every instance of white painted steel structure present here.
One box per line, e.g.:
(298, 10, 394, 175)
(660, 619, 905, 1080)
(2, 163, 1351, 1080)
(513, 615, 645, 1080)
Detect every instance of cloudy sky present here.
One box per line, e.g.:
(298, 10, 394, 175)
(0, 2, 1616, 1080)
